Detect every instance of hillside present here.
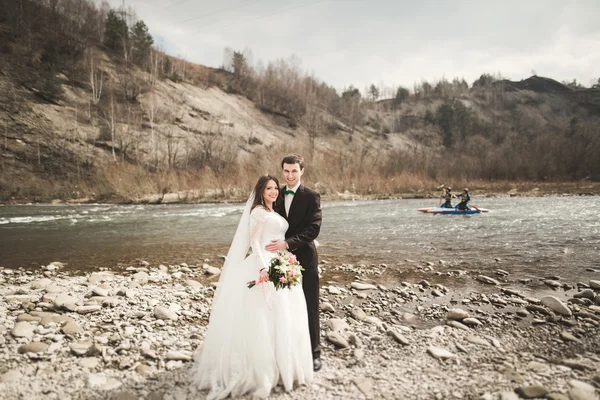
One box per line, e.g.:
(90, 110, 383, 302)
(0, 1, 599, 203)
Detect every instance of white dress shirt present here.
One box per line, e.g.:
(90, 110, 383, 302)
(284, 182, 300, 216)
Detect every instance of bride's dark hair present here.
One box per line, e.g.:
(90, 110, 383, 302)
(251, 175, 280, 211)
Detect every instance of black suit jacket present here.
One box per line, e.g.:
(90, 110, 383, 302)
(275, 184, 322, 272)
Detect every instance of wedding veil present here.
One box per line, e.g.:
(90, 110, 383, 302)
(210, 191, 255, 311)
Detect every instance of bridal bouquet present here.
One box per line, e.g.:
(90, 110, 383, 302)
(247, 250, 304, 291)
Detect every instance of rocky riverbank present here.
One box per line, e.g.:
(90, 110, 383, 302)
(0, 261, 599, 400)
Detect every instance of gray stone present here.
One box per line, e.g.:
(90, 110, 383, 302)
(352, 376, 373, 396)
(462, 317, 483, 326)
(204, 265, 221, 276)
(92, 287, 110, 297)
(568, 389, 598, 400)
(353, 348, 365, 359)
(88, 373, 122, 391)
(447, 308, 470, 320)
(574, 289, 596, 300)
(526, 361, 549, 372)
(326, 331, 349, 348)
(515, 385, 549, 399)
(132, 272, 149, 283)
(388, 330, 410, 345)
(561, 331, 583, 344)
(18, 342, 49, 354)
(427, 346, 457, 360)
(499, 392, 519, 400)
(70, 341, 93, 356)
(546, 393, 569, 400)
(80, 357, 100, 369)
(350, 282, 377, 290)
(184, 280, 203, 289)
(11, 321, 35, 338)
(350, 308, 367, 321)
(448, 320, 470, 331)
(141, 347, 158, 359)
(76, 305, 102, 314)
(363, 316, 383, 328)
(568, 379, 596, 393)
(154, 305, 178, 321)
(166, 351, 192, 361)
(45, 284, 63, 293)
(327, 318, 349, 332)
(541, 296, 572, 316)
(16, 314, 41, 322)
(53, 293, 77, 309)
(327, 286, 341, 294)
(476, 275, 499, 285)
(61, 322, 83, 335)
(31, 278, 53, 290)
(544, 279, 562, 288)
(466, 335, 491, 347)
(1, 370, 22, 383)
(136, 364, 153, 375)
(527, 304, 552, 315)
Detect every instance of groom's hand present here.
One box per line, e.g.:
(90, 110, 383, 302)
(265, 239, 288, 252)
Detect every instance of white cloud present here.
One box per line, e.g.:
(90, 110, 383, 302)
(107, 0, 600, 91)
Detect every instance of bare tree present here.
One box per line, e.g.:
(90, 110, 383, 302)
(148, 48, 163, 90)
(164, 127, 180, 169)
(143, 91, 160, 168)
(87, 49, 104, 105)
(101, 93, 118, 161)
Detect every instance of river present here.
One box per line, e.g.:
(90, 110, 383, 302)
(1, 196, 599, 285)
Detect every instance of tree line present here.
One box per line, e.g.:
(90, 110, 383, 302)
(0, 0, 598, 203)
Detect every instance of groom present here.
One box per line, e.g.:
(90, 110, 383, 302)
(265, 154, 323, 372)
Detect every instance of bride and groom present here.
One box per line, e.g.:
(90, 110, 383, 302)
(191, 154, 322, 399)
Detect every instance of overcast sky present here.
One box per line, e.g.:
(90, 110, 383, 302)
(107, 0, 600, 93)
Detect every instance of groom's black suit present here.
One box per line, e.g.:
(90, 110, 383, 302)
(275, 184, 322, 360)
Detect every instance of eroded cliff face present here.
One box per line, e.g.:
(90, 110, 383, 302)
(1, 43, 599, 204)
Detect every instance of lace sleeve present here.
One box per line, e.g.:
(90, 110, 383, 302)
(249, 207, 269, 269)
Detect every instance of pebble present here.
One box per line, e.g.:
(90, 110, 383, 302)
(541, 296, 572, 316)
(476, 275, 499, 285)
(154, 305, 178, 321)
(447, 308, 470, 320)
(350, 282, 377, 290)
(18, 342, 49, 354)
(388, 330, 410, 345)
(1, 370, 22, 383)
(11, 322, 35, 338)
(427, 346, 457, 360)
(514, 385, 549, 398)
(326, 332, 349, 348)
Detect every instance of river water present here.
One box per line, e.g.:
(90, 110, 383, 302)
(1, 196, 599, 285)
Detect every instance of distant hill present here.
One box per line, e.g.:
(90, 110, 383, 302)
(0, 0, 599, 203)
(496, 76, 573, 93)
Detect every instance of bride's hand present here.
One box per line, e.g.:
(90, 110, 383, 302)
(259, 269, 269, 282)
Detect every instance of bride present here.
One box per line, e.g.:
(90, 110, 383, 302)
(191, 175, 314, 399)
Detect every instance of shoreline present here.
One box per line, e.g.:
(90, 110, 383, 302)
(1, 261, 599, 399)
(2, 184, 600, 207)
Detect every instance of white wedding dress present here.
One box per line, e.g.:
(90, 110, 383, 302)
(191, 205, 313, 399)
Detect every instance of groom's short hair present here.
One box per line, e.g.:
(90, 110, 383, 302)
(281, 154, 304, 169)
